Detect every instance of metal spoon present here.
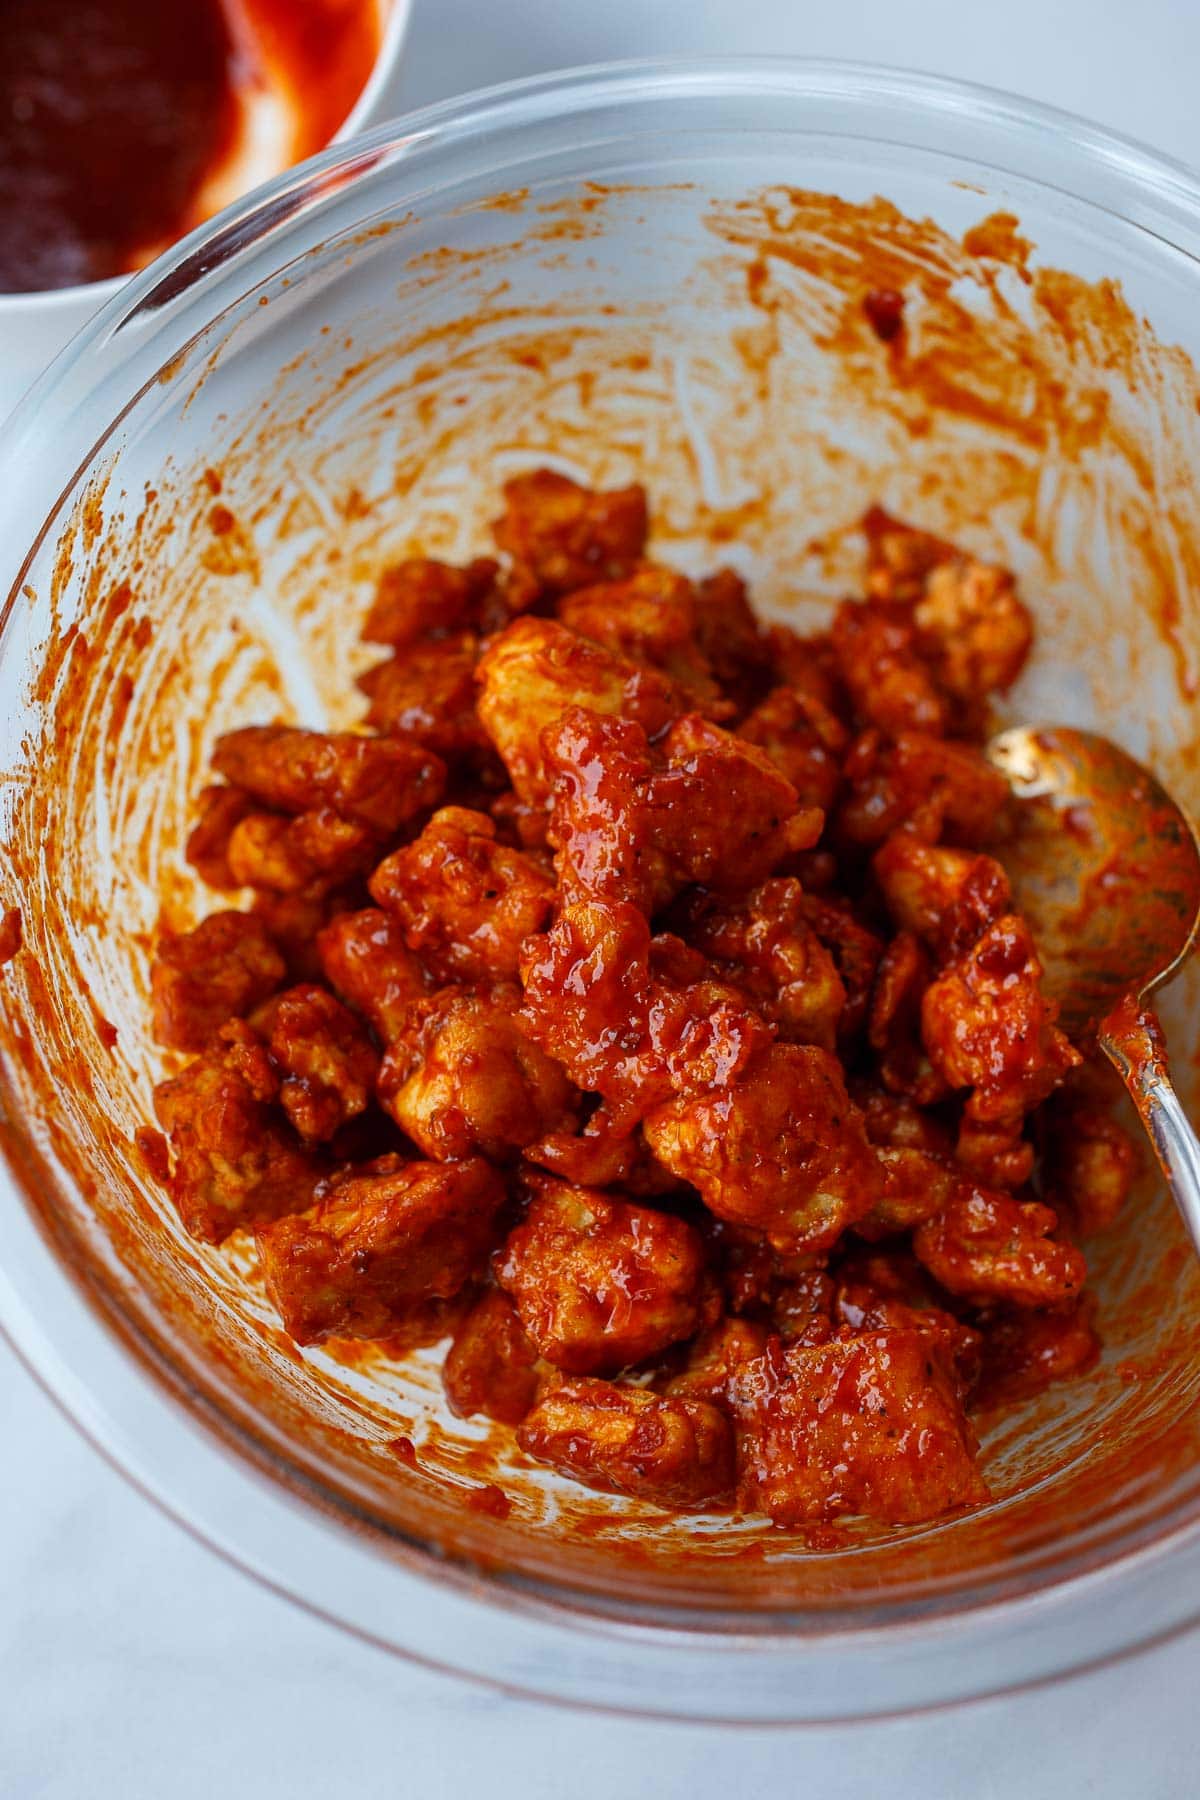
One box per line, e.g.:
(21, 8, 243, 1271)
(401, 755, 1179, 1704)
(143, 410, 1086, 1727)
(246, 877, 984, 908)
(986, 725, 1200, 1251)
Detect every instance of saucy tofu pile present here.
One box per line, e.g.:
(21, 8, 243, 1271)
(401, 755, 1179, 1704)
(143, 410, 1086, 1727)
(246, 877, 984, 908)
(142, 472, 1138, 1526)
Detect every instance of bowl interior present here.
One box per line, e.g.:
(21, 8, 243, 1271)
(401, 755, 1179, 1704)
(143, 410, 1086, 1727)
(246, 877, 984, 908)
(3, 104, 1200, 1632)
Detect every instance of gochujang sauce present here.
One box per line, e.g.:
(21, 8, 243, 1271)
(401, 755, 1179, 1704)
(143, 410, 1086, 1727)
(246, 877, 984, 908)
(0, 0, 383, 294)
(0, 0, 238, 293)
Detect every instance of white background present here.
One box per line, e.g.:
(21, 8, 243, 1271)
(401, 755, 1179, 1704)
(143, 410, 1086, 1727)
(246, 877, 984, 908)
(4, 2, 1200, 1794)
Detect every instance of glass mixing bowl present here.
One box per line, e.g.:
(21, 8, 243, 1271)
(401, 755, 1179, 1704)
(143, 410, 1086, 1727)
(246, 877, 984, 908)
(2, 59, 1200, 1723)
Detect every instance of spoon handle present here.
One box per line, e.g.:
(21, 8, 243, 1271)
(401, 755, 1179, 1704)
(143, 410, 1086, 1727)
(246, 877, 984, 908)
(1101, 1006, 1200, 1255)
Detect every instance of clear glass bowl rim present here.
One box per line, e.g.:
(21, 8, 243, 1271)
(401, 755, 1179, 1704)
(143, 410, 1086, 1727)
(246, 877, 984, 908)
(3, 55, 1200, 1724)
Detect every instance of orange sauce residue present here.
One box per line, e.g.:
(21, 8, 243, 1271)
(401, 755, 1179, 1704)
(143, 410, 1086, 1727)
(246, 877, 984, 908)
(0, 908, 23, 967)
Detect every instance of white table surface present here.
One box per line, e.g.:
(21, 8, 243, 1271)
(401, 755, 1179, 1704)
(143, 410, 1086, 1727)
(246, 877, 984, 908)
(4, 2, 1200, 1794)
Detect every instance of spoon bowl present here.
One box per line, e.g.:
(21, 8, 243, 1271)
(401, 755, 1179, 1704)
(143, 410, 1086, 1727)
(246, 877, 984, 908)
(987, 723, 1200, 1250)
(986, 725, 1200, 1037)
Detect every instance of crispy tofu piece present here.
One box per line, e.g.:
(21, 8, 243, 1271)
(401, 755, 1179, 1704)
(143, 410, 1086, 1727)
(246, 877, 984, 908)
(370, 806, 554, 983)
(475, 616, 680, 808)
(519, 899, 660, 1116)
(558, 565, 730, 717)
(853, 1082, 955, 1156)
(522, 1115, 639, 1190)
(315, 907, 426, 1042)
(855, 1144, 959, 1239)
(256, 1153, 505, 1343)
(769, 1265, 838, 1345)
(863, 506, 954, 604)
(731, 1330, 988, 1524)
(838, 730, 1009, 849)
(873, 834, 1011, 963)
(1044, 1095, 1138, 1235)
(357, 633, 489, 762)
(153, 1022, 321, 1242)
(491, 468, 648, 602)
(706, 1220, 835, 1342)
(643, 1042, 880, 1252)
(764, 624, 846, 714)
(543, 708, 819, 910)
(831, 598, 948, 737)
(362, 556, 499, 647)
(834, 1263, 981, 1396)
(921, 914, 1081, 1123)
(442, 1287, 546, 1424)
(662, 1315, 771, 1410)
(226, 807, 381, 894)
(519, 900, 773, 1129)
(676, 878, 846, 1052)
(954, 1115, 1035, 1190)
(643, 936, 779, 1103)
(647, 942, 767, 1071)
(496, 1181, 714, 1374)
(915, 557, 1033, 703)
(249, 983, 379, 1144)
(863, 509, 1033, 703)
(379, 983, 577, 1161)
(692, 567, 771, 703)
(522, 1106, 683, 1198)
(368, 1289, 478, 1356)
(913, 1182, 1087, 1308)
(866, 930, 948, 1105)
(250, 884, 359, 984)
(975, 1300, 1100, 1406)
(737, 686, 848, 812)
(652, 713, 821, 893)
(795, 893, 884, 1046)
(151, 910, 286, 1052)
(185, 784, 255, 890)
(212, 725, 445, 833)
(542, 707, 669, 911)
(518, 1377, 735, 1509)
